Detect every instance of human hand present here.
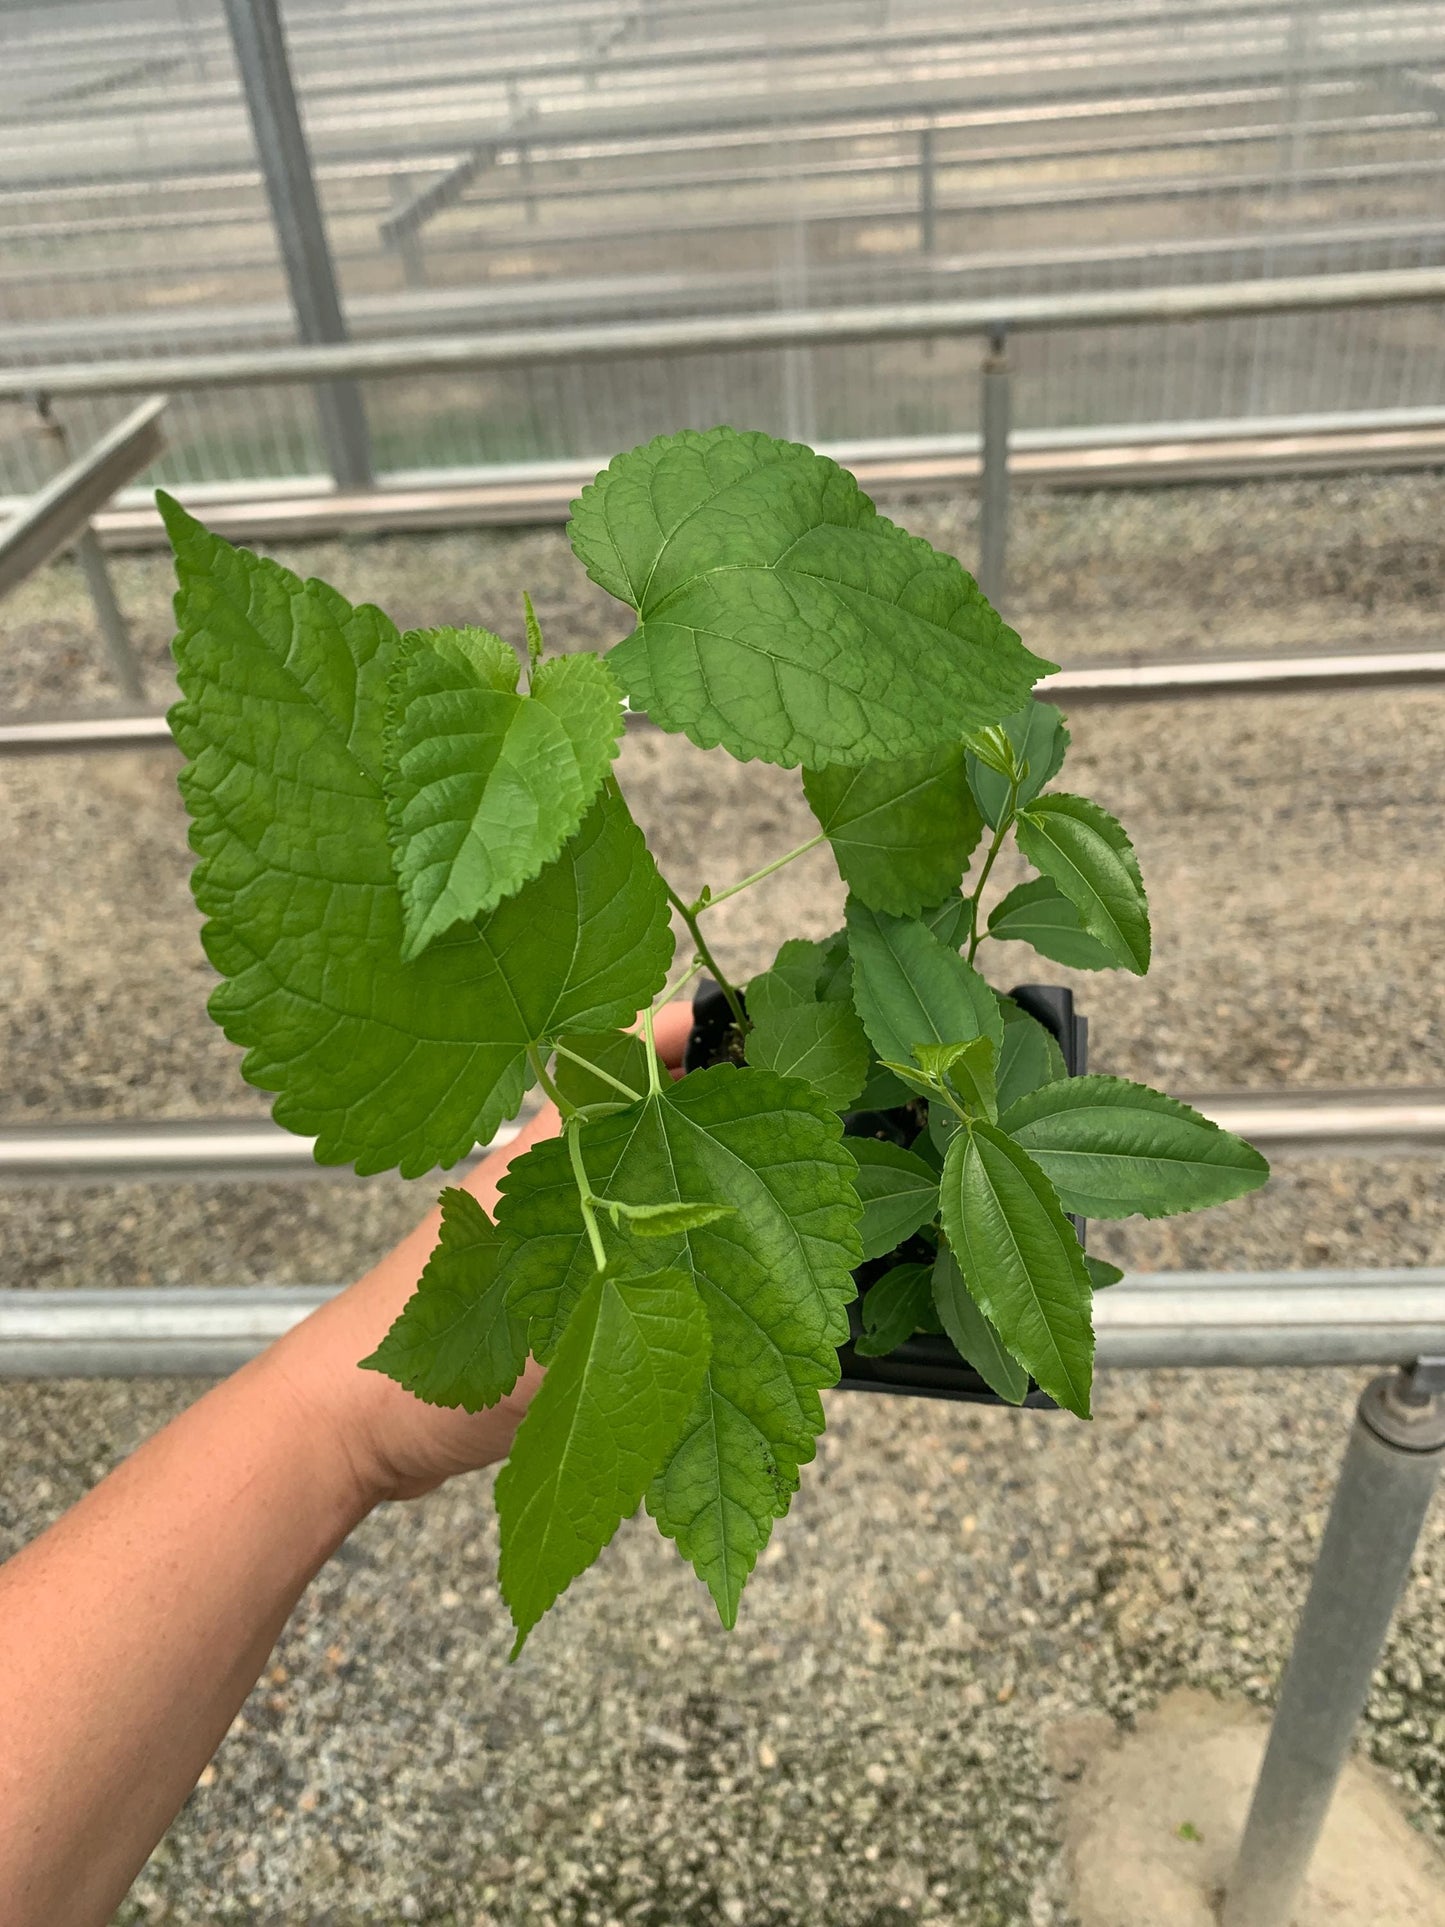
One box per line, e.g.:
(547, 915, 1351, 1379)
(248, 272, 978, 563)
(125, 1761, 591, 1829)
(262, 1002, 697, 1511)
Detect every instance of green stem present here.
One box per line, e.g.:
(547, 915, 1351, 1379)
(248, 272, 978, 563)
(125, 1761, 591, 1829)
(652, 954, 706, 1018)
(566, 1120, 608, 1273)
(551, 1041, 645, 1104)
(697, 832, 826, 912)
(526, 1041, 574, 1116)
(640, 1003, 664, 1097)
(964, 774, 1022, 964)
(662, 880, 748, 1033)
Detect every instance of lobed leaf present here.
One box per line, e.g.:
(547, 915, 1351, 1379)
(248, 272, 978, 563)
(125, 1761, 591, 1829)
(496, 1066, 862, 1625)
(846, 1136, 940, 1260)
(987, 877, 1116, 972)
(1013, 793, 1151, 976)
(359, 1188, 527, 1411)
(570, 427, 1052, 768)
(1000, 1074, 1271, 1219)
(938, 1122, 1094, 1417)
(162, 492, 672, 1177)
(496, 1264, 710, 1653)
(854, 1262, 938, 1356)
(846, 900, 1004, 1070)
(802, 747, 982, 917)
(966, 699, 1069, 828)
(384, 629, 622, 959)
(931, 1243, 1030, 1404)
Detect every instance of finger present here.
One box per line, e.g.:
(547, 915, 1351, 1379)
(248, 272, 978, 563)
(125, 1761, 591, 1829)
(651, 1000, 695, 1068)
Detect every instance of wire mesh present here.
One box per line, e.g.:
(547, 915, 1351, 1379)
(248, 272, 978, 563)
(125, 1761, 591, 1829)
(3, 0, 1445, 496)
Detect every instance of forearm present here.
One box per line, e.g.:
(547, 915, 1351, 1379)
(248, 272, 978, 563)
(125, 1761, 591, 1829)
(0, 1104, 557, 1927)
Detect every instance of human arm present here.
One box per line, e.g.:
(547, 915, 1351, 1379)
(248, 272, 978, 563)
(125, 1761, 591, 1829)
(0, 1004, 693, 1927)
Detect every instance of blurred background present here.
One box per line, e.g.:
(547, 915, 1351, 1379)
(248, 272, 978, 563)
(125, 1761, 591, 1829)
(2, 2, 1445, 1923)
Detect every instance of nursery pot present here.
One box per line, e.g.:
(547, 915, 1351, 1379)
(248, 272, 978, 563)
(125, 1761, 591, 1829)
(683, 978, 1088, 1409)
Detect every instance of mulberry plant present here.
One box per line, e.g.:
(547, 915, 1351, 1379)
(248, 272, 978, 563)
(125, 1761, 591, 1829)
(162, 426, 1268, 1652)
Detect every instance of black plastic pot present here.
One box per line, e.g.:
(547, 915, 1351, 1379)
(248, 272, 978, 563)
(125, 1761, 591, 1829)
(683, 977, 1087, 1408)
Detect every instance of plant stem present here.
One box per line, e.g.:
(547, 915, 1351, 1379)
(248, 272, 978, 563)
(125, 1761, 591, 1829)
(964, 774, 1022, 964)
(697, 832, 826, 912)
(662, 880, 748, 1033)
(551, 1042, 645, 1104)
(652, 955, 706, 1018)
(566, 1120, 608, 1273)
(641, 1004, 663, 1098)
(526, 1041, 574, 1116)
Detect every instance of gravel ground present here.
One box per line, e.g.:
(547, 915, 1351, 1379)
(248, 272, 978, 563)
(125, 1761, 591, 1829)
(2, 470, 1444, 1923)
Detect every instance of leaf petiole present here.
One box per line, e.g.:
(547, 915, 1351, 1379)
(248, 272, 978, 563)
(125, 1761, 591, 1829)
(551, 1041, 645, 1104)
(662, 879, 748, 1033)
(693, 832, 827, 913)
(964, 768, 1022, 963)
(641, 1003, 664, 1098)
(565, 1119, 609, 1273)
(526, 1042, 575, 1117)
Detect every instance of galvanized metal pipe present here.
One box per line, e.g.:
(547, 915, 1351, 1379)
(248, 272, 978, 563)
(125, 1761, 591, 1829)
(2, 1271, 1443, 1380)
(978, 329, 1011, 608)
(6, 646, 1443, 758)
(1223, 1367, 1445, 1927)
(8, 265, 1445, 402)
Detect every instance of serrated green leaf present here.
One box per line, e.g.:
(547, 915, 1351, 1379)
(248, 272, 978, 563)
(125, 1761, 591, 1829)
(845, 1136, 940, 1260)
(931, 1243, 1030, 1403)
(162, 489, 672, 1178)
(921, 893, 973, 951)
(1014, 793, 1151, 976)
(939, 1122, 1093, 1417)
(846, 900, 1004, 1072)
(496, 1263, 709, 1653)
(359, 1187, 527, 1411)
(802, 747, 982, 917)
(496, 1066, 862, 1624)
(748, 999, 870, 1110)
(748, 938, 833, 1022)
(570, 427, 1052, 769)
(854, 1059, 915, 1112)
(854, 1262, 937, 1356)
(554, 1029, 652, 1109)
(917, 1035, 997, 1123)
(596, 1198, 736, 1237)
(815, 929, 853, 1002)
(385, 630, 623, 957)
(966, 699, 1069, 828)
(1086, 1255, 1125, 1290)
(1000, 1075, 1271, 1219)
(994, 995, 1068, 1114)
(987, 877, 1116, 972)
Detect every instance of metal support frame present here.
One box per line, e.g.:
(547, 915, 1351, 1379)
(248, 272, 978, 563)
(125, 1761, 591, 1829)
(5, 646, 1445, 757)
(918, 125, 936, 255)
(978, 328, 1010, 607)
(220, 0, 372, 490)
(1223, 1364, 1445, 1927)
(0, 398, 168, 705)
(387, 174, 427, 289)
(3, 1271, 1445, 1382)
(378, 142, 497, 271)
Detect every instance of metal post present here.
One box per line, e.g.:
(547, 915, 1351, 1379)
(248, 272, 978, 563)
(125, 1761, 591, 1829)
(221, 0, 373, 489)
(389, 174, 426, 288)
(1223, 1364, 1445, 1927)
(919, 126, 936, 255)
(978, 327, 1010, 608)
(32, 404, 145, 705)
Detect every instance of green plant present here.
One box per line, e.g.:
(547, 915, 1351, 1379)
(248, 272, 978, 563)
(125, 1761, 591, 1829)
(162, 425, 1267, 1652)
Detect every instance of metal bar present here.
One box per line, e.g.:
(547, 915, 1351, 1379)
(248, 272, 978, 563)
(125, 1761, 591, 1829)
(978, 328, 1011, 607)
(1223, 1367, 1445, 1927)
(72, 529, 145, 706)
(377, 142, 494, 247)
(6, 642, 1445, 758)
(0, 397, 167, 600)
(0, 1094, 1440, 1183)
(3, 1270, 1445, 1380)
(10, 265, 1445, 402)
(387, 174, 427, 288)
(918, 125, 936, 255)
(220, 0, 372, 489)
